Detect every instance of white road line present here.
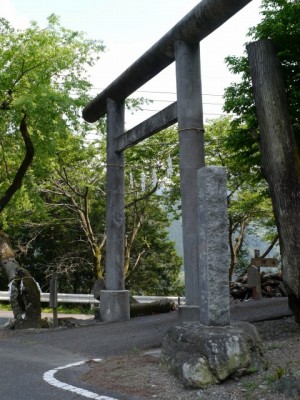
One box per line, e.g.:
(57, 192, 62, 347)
(43, 359, 118, 400)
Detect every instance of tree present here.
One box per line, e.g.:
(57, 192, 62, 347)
(38, 126, 183, 295)
(0, 15, 104, 326)
(124, 130, 182, 295)
(224, 0, 300, 321)
(0, 231, 41, 328)
(0, 15, 181, 306)
(224, 0, 299, 139)
(205, 117, 276, 281)
(247, 38, 300, 321)
(40, 136, 107, 282)
(0, 15, 104, 210)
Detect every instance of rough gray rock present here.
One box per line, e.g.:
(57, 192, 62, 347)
(161, 322, 265, 389)
(92, 278, 106, 300)
(10, 267, 41, 329)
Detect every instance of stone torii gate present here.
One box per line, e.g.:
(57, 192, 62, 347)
(83, 0, 253, 324)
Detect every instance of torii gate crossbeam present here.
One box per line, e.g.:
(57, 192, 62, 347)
(83, 0, 252, 123)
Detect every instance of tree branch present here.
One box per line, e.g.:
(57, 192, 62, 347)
(260, 234, 279, 258)
(0, 114, 34, 213)
(125, 182, 159, 209)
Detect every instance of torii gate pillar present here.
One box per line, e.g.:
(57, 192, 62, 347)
(100, 98, 130, 322)
(175, 40, 204, 322)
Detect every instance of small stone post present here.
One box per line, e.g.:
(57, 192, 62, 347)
(198, 166, 230, 326)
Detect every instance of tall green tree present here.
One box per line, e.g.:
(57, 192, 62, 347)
(124, 128, 182, 295)
(40, 137, 107, 282)
(0, 15, 104, 223)
(38, 127, 183, 295)
(205, 117, 276, 281)
(224, 0, 300, 321)
(0, 15, 104, 324)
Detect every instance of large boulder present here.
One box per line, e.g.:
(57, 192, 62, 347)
(0, 231, 41, 329)
(10, 267, 42, 329)
(161, 322, 265, 389)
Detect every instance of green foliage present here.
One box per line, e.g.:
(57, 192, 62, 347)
(125, 127, 181, 216)
(222, 0, 300, 278)
(0, 15, 107, 292)
(125, 206, 183, 295)
(224, 0, 300, 146)
(0, 302, 12, 310)
(205, 117, 275, 279)
(0, 16, 182, 296)
(0, 15, 105, 226)
(8, 125, 183, 294)
(123, 127, 182, 294)
(265, 367, 286, 383)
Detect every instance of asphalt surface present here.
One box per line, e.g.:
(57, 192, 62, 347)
(230, 296, 292, 322)
(0, 297, 293, 400)
(0, 296, 292, 326)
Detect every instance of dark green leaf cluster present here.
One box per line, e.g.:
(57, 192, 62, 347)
(224, 0, 300, 147)
(0, 17, 183, 295)
(205, 116, 276, 279)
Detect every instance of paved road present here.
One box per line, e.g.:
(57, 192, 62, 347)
(0, 298, 293, 400)
(1, 312, 177, 400)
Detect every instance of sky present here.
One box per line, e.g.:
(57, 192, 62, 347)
(1, 0, 262, 128)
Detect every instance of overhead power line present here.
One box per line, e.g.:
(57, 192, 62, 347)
(89, 87, 224, 97)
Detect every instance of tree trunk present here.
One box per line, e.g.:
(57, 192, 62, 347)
(130, 299, 176, 318)
(0, 231, 41, 329)
(92, 246, 103, 280)
(247, 39, 300, 323)
(0, 115, 34, 213)
(228, 215, 248, 281)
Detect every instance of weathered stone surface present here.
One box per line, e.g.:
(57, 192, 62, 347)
(1, 232, 42, 329)
(92, 278, 106, 300)
(198, 166, 230, 326)
(161, 322, 265, 389)
(100, 290, 130, 322)
(11, 267, 42, 329)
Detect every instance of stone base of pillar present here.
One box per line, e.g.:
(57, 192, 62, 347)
(178, 305, 200, 323)
(100, 290, 130, 322)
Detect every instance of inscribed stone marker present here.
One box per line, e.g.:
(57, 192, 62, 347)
(198, 166, 230, 326)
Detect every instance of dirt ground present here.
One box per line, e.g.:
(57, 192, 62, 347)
(82, 317, 300, 400)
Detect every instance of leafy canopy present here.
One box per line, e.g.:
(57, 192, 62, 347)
(0, 15, 105, 227)
(224, 0, 300, 146)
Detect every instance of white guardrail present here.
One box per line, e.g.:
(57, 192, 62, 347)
(0, 291, 185, 305)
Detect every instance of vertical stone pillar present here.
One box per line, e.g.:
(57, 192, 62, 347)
(175, 40, 204, 322)
(198, 166, 230, 326)
(101, 98, 130, 322)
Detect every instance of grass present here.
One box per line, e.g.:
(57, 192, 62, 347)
(264, 367, 286, 384)
(246, 367, 258, 374)
(242, 381, 260, 392)
(0, 302, 94, 315)
(42, 305, 95, 315)
(0, 303, 12, 311)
